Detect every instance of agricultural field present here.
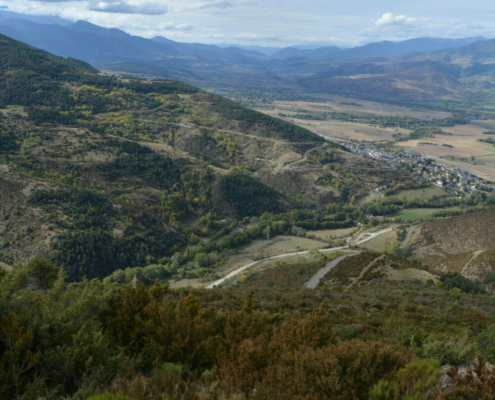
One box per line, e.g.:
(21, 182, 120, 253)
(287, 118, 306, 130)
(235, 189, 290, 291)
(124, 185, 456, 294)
(387, 186, 446, 201)
(357, 185, 446, 206)
(272, 96, 452, 119)
(397, 121, 495, 179)
(392, 207, 460, 221)
(263, 99, 495, 179)
(269, 114, 402, 142)
(307, 227, 358, 241)
(359, 229, 399, 252)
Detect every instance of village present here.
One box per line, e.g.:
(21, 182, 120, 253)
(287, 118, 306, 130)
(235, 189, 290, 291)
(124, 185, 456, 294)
(330, 139, 495, 195)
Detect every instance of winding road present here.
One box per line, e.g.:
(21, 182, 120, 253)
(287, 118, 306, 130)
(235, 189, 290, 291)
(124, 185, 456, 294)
(206, 227, 394, 288)
(283, 143, 328, 169)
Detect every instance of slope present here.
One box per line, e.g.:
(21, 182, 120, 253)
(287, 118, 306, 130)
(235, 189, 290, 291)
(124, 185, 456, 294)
(0, 34, 407, 282)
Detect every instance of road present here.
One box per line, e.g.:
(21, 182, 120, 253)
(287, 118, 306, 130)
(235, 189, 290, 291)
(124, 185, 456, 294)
(283, 143, 328, 169)
(206, 226, 394, 288)
(304, 253, 358, 289)
(400, 225, 418, 248)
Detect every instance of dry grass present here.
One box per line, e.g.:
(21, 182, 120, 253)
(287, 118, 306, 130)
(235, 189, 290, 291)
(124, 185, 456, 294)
(410, 208, 495, 257)
(308, 227, 357, 241)
(318, 252, 379, 287)
(359, 230, 399, 252)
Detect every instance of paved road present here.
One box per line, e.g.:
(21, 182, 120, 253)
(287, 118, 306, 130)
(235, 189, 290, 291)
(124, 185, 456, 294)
(206, 227, 394, 289)
(304, 253, 358, 289)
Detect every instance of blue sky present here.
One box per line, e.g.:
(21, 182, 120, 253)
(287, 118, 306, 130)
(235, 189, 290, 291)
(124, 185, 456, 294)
(2, 0, 493, 46)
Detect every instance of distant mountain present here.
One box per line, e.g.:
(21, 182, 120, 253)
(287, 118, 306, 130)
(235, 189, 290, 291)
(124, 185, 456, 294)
(0, 10, 72, 26)
(0, 15, 493, 100)
(413, 39, 495, 67)
(215, 43, 282, 56)
(323, 37, 487, 62)
(271, 46, 342, 60)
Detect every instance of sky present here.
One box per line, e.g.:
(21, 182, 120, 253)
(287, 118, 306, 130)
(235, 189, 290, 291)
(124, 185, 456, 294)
(1, 0, 494, 47)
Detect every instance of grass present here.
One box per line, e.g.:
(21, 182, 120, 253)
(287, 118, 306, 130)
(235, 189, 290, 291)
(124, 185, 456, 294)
(359, 230, 399, 252)
(391, 186, 446, 201)
(392, 207, 458, 221)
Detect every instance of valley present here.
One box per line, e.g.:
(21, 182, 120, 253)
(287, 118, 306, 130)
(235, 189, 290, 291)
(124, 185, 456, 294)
(1, 20, 495, 400)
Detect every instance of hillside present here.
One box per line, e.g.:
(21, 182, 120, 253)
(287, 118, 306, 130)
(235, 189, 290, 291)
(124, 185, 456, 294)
(410, 208, 495, 256)
(0, 34, 407, 282)
(408, 209, 495, 288)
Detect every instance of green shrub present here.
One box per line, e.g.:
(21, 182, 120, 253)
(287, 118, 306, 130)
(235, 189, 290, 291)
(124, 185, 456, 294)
(441, 272, 486, 294)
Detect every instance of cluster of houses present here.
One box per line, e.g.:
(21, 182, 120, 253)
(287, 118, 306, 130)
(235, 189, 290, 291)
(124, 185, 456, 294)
(331, 139, 495, 195)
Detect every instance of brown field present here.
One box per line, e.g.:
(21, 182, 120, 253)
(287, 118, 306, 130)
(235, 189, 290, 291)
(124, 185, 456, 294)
(266, 113, 402, 142)
(359, 230, 399, 252)
(307, 227, 357, 241)
(273, 97, 452, 119)
(265, 99, 495, 180)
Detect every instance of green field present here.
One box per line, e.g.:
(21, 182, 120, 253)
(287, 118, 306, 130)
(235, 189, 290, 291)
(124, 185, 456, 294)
(391, 186, 446, 201)
(393, 207, 460, 221)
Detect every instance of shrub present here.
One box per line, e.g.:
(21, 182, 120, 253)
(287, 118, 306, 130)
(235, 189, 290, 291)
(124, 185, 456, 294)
(87, 393, 133, 400)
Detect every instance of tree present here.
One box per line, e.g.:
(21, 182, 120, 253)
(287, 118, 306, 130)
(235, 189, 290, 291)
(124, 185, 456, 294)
(26, 257, 60, 291)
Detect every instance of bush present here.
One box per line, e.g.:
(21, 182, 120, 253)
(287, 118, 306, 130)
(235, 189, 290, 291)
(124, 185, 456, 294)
(421, 334, 476, 366)
(477, 325, 495, 364)
(440, 272, 486, 295)
(87, 393, 133, 400)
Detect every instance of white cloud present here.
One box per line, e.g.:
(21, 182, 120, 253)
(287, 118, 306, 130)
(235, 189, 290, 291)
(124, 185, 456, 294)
(360, 12, 490, 41)
(375, 13, 418, 27)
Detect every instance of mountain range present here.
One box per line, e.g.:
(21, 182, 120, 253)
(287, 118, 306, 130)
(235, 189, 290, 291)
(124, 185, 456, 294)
(0, 12, 493, 101)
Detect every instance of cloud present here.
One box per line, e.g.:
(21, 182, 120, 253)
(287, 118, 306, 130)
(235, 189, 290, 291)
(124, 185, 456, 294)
(375, 13, 418, 27)
(88, 1, 171, 15)
(0, 5, 8, 9)
(360, 12, 489, 41)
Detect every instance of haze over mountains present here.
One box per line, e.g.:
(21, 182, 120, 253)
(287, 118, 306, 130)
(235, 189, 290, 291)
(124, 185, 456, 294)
(0, 11, 494, 101)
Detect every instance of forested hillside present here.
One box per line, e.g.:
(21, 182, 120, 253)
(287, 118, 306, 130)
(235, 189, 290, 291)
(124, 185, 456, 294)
(0, 33, 404, 281)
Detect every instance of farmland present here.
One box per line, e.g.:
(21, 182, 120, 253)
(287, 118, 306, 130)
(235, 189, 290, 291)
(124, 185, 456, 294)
(262, 99, 495, 179)
(392, 207, 461, 221)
